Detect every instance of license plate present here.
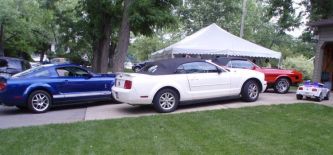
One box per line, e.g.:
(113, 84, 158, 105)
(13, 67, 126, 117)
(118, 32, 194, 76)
(115, 92, 119, 99)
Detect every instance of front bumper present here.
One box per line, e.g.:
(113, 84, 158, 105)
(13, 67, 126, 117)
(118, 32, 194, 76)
(262, 81, 267, 93)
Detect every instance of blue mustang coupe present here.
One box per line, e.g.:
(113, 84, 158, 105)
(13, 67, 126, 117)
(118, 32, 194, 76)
(0, 64, 116, 113)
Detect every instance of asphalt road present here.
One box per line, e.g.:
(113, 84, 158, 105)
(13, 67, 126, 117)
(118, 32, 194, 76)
(0, 90, 332, 129)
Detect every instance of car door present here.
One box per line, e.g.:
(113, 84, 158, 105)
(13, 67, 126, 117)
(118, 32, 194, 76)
(182, 62, 231, 99)
(55, 66, 110, 100)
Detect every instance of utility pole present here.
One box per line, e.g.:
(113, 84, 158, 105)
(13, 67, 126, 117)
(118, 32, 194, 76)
(240, 0, 247, 38)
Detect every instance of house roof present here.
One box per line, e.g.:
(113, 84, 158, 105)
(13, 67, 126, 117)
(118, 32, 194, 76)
(308, 17, 333, 27)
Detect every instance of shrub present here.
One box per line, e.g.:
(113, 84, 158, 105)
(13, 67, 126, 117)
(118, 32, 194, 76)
(282, 55, 313, 80)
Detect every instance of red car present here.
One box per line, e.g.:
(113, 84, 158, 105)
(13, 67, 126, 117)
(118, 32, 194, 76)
(213, 57, 303, 93)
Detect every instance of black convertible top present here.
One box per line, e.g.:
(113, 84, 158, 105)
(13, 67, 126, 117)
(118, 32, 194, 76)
(212, 57, 248, 66)
(139, 58, 205, 75)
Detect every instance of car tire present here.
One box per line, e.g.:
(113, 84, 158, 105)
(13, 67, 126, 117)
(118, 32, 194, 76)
(133, 67, 140, 72)
(315, 93, 323, 102)
(241, 80, 260, 102)
(153, 88, 179, 113)
(324, 92, 330, 100)
(296, 94, 303, 100)
(27, 90, 52, 113)
(274, 78, 290, 94)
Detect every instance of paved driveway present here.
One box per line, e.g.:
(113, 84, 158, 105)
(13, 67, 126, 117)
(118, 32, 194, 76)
(0, 91, 332, 129)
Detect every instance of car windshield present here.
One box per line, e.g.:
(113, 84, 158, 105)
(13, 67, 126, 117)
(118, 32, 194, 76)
(140, 65, 158, 74)
(12, 66, 45, 78)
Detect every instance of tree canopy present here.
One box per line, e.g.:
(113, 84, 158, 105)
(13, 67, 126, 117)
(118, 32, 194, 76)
(0, 0, 330, 72)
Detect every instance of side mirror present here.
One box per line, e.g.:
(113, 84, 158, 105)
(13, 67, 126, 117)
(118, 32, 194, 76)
(217, 68, 223, 74)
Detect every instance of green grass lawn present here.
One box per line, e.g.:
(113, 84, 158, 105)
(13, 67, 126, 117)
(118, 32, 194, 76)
(1, 104, 333, 154)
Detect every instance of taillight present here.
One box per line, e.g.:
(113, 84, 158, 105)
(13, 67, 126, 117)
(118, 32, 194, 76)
(124, 80, 132, 89)
(312, 88, 317, 92)
(0, 83, 6, 91)
(298, 87, 303, 90)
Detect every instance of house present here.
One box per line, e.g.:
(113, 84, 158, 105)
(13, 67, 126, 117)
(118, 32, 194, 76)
(309, 17, 333, 90)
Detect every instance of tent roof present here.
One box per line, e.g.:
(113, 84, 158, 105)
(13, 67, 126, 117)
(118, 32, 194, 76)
(151, 23, 281, 59)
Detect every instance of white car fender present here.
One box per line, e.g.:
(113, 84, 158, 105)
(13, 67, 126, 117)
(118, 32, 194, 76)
(148, 82, 184, 101)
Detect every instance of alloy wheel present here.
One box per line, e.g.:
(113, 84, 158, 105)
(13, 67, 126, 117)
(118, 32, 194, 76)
(276, 79, 289, 93)
(159, 92, 176, 110)
(31, 93, 50, 112)
(248, 83, 258, 99)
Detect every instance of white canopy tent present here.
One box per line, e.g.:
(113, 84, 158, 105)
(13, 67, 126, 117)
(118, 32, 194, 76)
(151, 23, 281, 60)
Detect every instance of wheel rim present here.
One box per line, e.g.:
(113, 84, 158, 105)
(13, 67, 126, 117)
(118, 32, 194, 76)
(159, 92, 175, 110)
(248, 83, 258, 99)
(31, 93, 50, 112)
(276, 79, 289, 92)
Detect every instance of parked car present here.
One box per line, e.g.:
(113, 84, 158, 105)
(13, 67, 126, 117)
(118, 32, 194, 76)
(0, 64, 116, 113)
(212, 57, 303, 94)
(29, 61, 42, 68)
(112, 58, 267, 113)
(0, 57, 31, 78)
(296, 81, 330, 101)
(132, 61, 151, 72)
(50, 57, 71, 64)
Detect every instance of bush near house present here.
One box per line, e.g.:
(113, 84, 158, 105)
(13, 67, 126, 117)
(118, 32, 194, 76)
(283, 55, 314, 80)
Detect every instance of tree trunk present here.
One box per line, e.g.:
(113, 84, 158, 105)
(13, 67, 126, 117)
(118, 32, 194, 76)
(0, 22, 4, 56)
(92, 13, 112, 73)
(112, 0, 132, 72)
(39, 43, 49, 63)
(92, 42, 100, 71)
(108, 41, 117, 68)
(240, 0, 247, 38)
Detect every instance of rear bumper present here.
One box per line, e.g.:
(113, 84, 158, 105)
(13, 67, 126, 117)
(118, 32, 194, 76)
(0, 92, 25, 106)
(296, 90, 321, 98)
(112, 87, 152, 105)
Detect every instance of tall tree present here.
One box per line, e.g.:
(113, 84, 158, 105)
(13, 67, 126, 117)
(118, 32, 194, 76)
(0, 0, 54, 59)
(110, 0, 179, 72)
(179, 0, 242, 35)
(78, 0, 121, 73)
(112, 0, 132, 72)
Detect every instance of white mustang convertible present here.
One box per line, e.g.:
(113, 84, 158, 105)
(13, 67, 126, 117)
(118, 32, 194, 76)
(112, 58, 267, 113)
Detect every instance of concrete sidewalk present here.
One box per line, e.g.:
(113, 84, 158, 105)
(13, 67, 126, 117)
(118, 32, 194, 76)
(85, 91, 333, 121)
(0, 91, 332, 129)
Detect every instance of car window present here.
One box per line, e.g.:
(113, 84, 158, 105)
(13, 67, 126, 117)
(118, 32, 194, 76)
(56, 67, 90, 77)
(229, 60, 254, 69)
(7, 60, 22, 70)
(22, 61, 31, 70)
(0, 59, 7, 68)
(31, 70, 51, 78)
(182, 62, 218, 74)
(175, 65, 186, 74)
(12, 66, 45, 78)
(140, 65, 158, 73)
